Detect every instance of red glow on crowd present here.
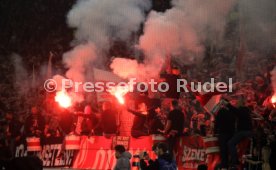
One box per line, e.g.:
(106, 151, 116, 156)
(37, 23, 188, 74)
(55, 90, 72, 108)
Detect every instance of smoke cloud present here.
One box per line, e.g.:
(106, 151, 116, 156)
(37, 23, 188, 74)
(58, 0, 151, 102)
(67, 0, 151, 49)
(110, 57, 163, 81)
(111, 0, 236, 80)
(239, 0, 276, 52)
(65, 0, 151, 80)
(12, 53, 29, 96)
(63, 43, 98, 83)
(61, 0, 275, 100)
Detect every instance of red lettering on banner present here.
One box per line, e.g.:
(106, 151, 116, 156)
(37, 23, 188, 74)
(112, 136, 130, 150)
(182, 146, 205, 161)
(178, 136, 206, 170)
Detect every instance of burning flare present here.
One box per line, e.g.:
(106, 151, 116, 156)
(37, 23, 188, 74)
(55, 90, 72, 108)
(271, 95, 276, 104)
(109, 86, 129, 104)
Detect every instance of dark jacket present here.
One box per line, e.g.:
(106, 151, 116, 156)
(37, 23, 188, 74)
(127, 109, 147, 132)
(214, 107, 236, 135)
(167, 109, 184, 135)
(147, 109, 164, 134)
(140, 153, 176, 170)
(128, 109, 164, 134)
(7, 118, 23, 138)
(24, 114, 45, 137)
(226, 104, 253, 131)
(101, 109, 117, 134)
(236, 107, 253, 131)
(158, 153, 177, 170)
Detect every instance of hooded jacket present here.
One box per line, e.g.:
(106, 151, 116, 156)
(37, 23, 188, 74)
(114, 152, 132, 170)
(158, 153, 177, 170)
(140, 153, 176, 170)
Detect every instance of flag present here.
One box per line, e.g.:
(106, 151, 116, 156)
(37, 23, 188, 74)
(196, 92, 222, 114)
(190, 82, 227, 114)
(185, 84, 224, 114)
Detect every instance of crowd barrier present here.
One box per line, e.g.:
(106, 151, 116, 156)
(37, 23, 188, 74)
(14, 135, 249, 170)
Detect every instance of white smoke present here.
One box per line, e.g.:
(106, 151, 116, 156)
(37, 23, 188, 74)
(65, 0, 151, 81)
(67, 0, 151, 49)
(111, 0, 236, 80)
(239, 0, 276, 52)
(12, 53, 29, 96)
(58, 0, 151, 102)
(63, 43, 98, 83)
(110, 57, 163, 80)
(52, 74, 66, 91)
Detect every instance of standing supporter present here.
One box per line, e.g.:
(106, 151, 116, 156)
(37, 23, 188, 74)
(58, 109, 74, 135)
(24, 106, 45, 137)
(163, 100, 184, 154)
(269, 134, 276, 170)
(73, 105, 99, 136)
(153, 142, 177, 170)
(140, 142, 176, 170)
(114, 145, 132, 170)
(140, 143, 159, 170)
(147, 105, 165, 134)
(44, 114, 62, 138)
(100, 101, 117, 137)
(128, 102, 149, 138)
(214, 100, 236, 170)
(81, 105, 98, 136)
(5, 112, 23, 158)
(227, 97, 253, 168)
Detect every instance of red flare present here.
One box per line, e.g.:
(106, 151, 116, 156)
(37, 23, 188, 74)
(55, 90, 72, 108)
(109, 85, 129, 104)
(271, 95, 276, 104)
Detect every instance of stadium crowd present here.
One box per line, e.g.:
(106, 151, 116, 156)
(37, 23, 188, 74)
(0, 66, 276, 170)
